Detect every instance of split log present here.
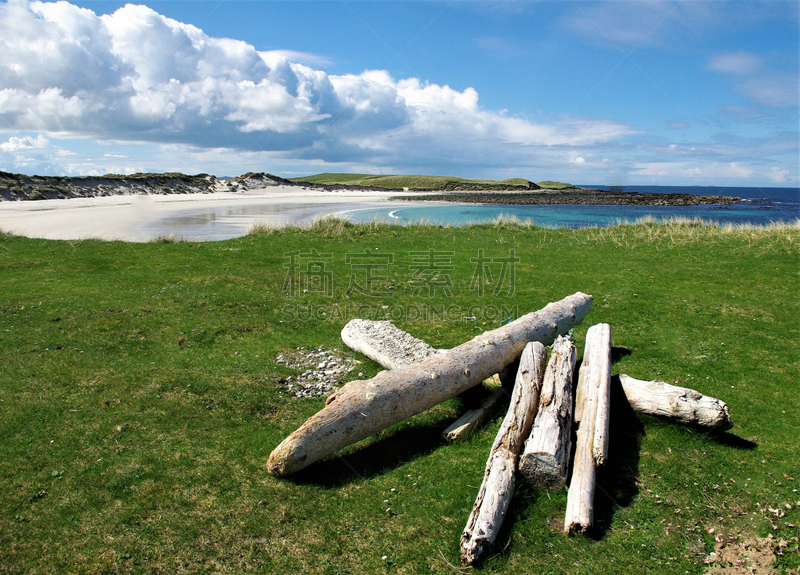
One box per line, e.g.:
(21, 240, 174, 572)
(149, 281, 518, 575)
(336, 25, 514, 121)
(340, 319, 441, 370)
(460, 342, 547, 565)
(518, 334, 576, 489)
(617, 374, 732, 431)
(267, 292, 592, 476)
(442, 389, 505, 442)
(564, 323, 610, 534)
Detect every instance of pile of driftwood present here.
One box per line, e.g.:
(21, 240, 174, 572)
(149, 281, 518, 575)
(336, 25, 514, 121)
(267, 292, 732, 565)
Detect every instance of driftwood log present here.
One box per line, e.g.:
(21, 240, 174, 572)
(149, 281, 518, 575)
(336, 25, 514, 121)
(617, 374, 732, 430)
(442, 389, 505, 441)
(341, 320, 731, 436)
(518, 335, 576, 489)
(460, 342, 547, 565)
(564, 323, 610, 534)
(590, 325, 612, 467)
(342, 319, 516, 441)
(341, 319, 441, 370)
(267, 292, 593, 476)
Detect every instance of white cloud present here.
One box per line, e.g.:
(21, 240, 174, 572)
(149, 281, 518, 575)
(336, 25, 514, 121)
(707, 51, 798, 109)
(767, 167, 789, 183)
(718, 105, 774, 123)
(0, 134, 49, 152)
(0, 131, 77, 174)
(260, 50, 333, 69)
(634, 161, 756, 179)
(0, 0, 637, 172)
(566, 2, 795, 49)
(708, 52, 761, 75)
(736, 76, 798, 109)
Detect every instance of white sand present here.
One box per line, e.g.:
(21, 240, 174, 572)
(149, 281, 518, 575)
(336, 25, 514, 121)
(0, 186, 423, 242)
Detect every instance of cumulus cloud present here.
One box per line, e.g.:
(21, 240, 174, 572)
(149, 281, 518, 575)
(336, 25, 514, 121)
(0, 131, 78, 174)
(0, 0, 636, 170)
(0, 134, 49, 152)
(767, 167, 789, 183)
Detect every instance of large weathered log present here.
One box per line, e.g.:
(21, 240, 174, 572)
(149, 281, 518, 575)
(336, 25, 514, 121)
(617, 374, 732, 430)
(267, 292, 593, 476)
(460, 342, 547, 565)
(564, 323, 610, 534)
(341, 318, 516, 441)
(518, 335, 576, 489)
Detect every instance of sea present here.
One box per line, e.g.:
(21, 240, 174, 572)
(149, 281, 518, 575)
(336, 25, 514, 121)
(344, 186, 799, 229)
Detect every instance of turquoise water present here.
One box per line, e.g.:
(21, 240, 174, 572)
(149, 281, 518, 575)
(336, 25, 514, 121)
(131, 186, 798, 241)
(345, 186, 798, 228)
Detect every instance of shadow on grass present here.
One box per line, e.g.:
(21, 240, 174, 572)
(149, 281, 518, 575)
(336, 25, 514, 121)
(479, 482, 542, 566)
(708, 432, 757, 450)
(288, 384, 511, 488)
(289, 417, 451, 488)
(589, 375, 644, 539)
(611, 346, 633, 363)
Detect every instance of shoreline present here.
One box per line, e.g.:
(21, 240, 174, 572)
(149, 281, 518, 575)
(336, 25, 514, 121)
(0, 186, 425, 242)
(3, 177, 789, 242)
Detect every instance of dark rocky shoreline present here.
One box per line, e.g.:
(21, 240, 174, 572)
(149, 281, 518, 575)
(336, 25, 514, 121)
(392, 188, 741, 206)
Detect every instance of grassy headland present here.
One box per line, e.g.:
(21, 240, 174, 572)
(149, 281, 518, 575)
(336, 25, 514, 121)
(289, 173, 545, 190)
(0, 219, 798, 574)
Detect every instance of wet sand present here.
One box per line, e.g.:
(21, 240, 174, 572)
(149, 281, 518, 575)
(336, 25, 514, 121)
(0, 187, 423, 242)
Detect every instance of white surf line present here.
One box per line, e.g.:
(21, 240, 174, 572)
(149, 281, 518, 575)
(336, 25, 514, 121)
(325, 205, 397, 223)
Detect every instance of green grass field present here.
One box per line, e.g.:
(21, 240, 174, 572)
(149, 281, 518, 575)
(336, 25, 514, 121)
(1, 219, 798, 574)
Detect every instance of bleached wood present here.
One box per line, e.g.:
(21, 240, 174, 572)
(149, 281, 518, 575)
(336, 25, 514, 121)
(443, 389, 505, 441)
(574, 348, 588, 424)
(589, 324, 611, 467)
(340, 319, 515, 441)
(266, 292, 593, 476)
(564, 324, 609, 534)
(460, 342, 547, 565)
(341, 321, 733, 435)
(341, 319, 517, 441)
(518, 335, 576, 489)
(618, 374, 732, 430)
(340, 319, 441, 370)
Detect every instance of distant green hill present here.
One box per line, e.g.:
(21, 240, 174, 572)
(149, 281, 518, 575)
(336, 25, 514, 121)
(290, 173, 554, 191)
(535, 180, 575, 190)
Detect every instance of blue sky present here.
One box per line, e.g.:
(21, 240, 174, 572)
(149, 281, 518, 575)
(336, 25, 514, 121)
(0, 0, 797, 187)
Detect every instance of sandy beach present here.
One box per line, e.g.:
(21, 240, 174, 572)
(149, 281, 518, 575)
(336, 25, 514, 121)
(0, 186, 423, 242)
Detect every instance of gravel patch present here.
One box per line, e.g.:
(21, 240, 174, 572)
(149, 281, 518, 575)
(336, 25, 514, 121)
(276, 347, 363, 399)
